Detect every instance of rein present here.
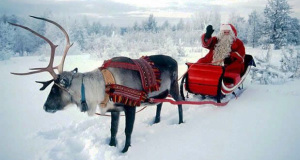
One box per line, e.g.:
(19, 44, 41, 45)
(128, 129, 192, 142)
(149, 98, 229, 107)
(95, 106, 148, 117)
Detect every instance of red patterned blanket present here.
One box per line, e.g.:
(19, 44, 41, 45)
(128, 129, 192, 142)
(100, 56, 161, 106)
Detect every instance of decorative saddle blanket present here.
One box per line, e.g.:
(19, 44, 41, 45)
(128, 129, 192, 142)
(100, 56, 161, 106)
(105, 84, 147, 106)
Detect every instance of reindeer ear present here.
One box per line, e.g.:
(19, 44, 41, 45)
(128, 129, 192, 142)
(72, 68, 78, 74)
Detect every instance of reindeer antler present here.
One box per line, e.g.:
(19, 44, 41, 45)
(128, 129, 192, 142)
(10, 16, 73, 79)
(29, 16, 74, 73)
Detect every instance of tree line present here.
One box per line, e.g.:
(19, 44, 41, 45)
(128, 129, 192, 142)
(0, 0, 299, 60)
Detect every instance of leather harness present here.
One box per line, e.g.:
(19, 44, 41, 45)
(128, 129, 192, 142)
(100, 69, 116, 108)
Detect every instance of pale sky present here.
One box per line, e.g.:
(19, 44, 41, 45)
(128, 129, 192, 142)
(0, 0, 299, 26)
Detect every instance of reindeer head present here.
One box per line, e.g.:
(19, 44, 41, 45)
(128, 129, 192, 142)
(10, 16, 76, 113)
(43, 69, 79, 113)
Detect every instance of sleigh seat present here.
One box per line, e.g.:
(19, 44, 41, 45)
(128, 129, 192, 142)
(181, 54, 255, 102)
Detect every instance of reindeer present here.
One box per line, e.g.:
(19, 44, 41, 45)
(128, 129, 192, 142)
(10, 16, 183, 153)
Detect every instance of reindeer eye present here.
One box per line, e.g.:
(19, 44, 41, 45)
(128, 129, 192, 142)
(59, 78, 69, 88)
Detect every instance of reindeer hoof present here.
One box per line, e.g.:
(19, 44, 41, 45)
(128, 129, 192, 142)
(109, 138, 117, 146)
(154, 117, 160, 124)
(121, 145, 130, 153)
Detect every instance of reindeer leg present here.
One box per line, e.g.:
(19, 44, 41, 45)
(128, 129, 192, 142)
(154, 103, 162, 124)
(177, 104, 183, 124)
(122, 106, 136, 153)
(109, 111, 120, 146)
(170, 81, 184, 124)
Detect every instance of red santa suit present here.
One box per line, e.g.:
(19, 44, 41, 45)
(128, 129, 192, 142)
(197, 24, 245, 75)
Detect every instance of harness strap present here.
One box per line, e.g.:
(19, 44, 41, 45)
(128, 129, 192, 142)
(149, 98, 229, 107)
(133, 58, 159, 92)
(100, 69, 116, 108)
(101, 60, 139, 71)
(80, 74, 89, 112)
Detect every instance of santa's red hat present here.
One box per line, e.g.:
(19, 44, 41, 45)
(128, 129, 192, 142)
(220, 24, 237, 37)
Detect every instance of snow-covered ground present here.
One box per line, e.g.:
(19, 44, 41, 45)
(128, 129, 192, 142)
(1, 49, 299, 160)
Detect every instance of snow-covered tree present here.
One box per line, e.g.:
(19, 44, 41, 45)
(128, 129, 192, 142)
(280, 46, 300, 78)
(0, 21, 15, 60)
(133, 21, 141, 31)
(177, 39, 186, 57)
(70, 19, 88, 51)
(12, 17, 39, 56)
(250, 45, 286, 84)
(228, 13, 248, 44)
(142, 14, 157, 32)
(0, 17, 16, 60)
(176, 19, 185, 31)
(161, 20, 171, 31)
(192, 10, 221, 32)
(287, 18, 300, 46)
(247, 10, 263, 48)
(262, 0, 291, 49)
(158, 37, 177, 58)
(88, 21, 102, 35)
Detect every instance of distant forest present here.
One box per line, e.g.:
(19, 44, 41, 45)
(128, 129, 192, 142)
(0, 0, 299, 60)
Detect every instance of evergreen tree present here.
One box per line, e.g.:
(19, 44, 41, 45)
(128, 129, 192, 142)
(0, 21, 15, 60)
(280, 46, 300, 78)
(70, 19, 88, 51)
(262, 0, 291, 49)
(247, 10, 263, 48)
(287, 18, 300, 46)
(11, 17, 40, 56)
(228, 13, 248, 44)
(89, 21, 102, 35)
(250, 46, 285, 84)
(133, 21, 141, 31)
(143, 14, 157, 32)
(192, 11, 221, 32)
(176, 19, 184, 31)
(161, 20, 171, 31)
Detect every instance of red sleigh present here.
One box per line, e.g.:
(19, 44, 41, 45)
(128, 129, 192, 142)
(180, 54, 256, 103)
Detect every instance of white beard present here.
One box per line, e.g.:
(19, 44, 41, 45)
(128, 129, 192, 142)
(212, 32, 235, 66)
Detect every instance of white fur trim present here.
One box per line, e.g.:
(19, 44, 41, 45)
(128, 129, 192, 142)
(221, 65, 252, 94)
(233, 52, 244, 63)
(220, 24, 232, 31)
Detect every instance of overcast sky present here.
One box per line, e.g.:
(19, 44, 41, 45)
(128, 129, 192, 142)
(0, 0, 299, 26)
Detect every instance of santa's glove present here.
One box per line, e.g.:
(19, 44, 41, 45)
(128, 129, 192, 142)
(231, 52, 244, 63)
(205, 25, 214, 39)
(224, 57, 232, 65)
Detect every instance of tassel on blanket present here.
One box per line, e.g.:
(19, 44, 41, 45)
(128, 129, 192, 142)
(106, 84, 147, 107)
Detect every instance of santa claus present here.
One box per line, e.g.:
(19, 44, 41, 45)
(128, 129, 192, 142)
(197, 24, 245, 74)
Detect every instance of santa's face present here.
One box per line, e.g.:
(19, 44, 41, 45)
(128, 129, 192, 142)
(223, 30, 230, 35)
(217, 30, 235, 42)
